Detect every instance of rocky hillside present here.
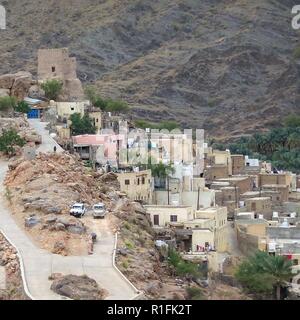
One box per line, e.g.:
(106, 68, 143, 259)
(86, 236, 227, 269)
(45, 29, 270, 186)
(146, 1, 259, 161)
(1, 0, 299, 138)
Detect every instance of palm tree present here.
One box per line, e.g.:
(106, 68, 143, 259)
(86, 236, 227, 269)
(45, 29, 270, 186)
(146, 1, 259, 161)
(263, 254, 294, 300)
(149, 161, 175, 188)
(235, 251, 293, 300)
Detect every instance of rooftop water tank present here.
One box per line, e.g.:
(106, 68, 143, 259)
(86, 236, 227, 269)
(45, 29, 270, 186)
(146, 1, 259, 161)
(273, 212, 279, 218)
(280, 218, 289, 228)
(258, 214, 264, 220)
(290, 212, 297, 218)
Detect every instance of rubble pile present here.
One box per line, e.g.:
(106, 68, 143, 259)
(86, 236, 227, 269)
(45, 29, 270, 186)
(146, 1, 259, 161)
(50, 274, 107, 300)
(0, 234, 27, 300)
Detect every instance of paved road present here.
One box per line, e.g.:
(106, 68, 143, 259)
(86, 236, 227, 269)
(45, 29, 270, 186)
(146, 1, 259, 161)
(27, 119, 64, 154)
(0, 120, 137, 300)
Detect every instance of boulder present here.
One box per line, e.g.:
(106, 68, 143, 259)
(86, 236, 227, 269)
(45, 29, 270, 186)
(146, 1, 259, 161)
(45, 216, 57, 224)
(28, 85, 45, 99)
(145, 281, 162, 296)
(52, 241, 67, 255)
(0, 74, 15, 89)
(0, 71, 33, 100)
(55, 223, 66, 231)
(11, 72, 33, 100)
(24, 216, 40, 228)
(50, 275, 106, 300)
(67, 225, 86, 235)
(0, 88, 10, 97)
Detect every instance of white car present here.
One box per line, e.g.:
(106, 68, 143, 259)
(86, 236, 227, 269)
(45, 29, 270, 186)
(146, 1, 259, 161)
(93, 203, 107, 219)
(70, 203, 86, 218)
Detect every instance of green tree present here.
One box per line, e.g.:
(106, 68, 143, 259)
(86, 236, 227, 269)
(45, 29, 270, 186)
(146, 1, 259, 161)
(0, 129, 26, 156)
(14, 101, 31, 114)
(105, 99, 129, 113)
(168, 249, 201, 278)
(0, 96, 17, 111)
(284, 114, 300, 128)
(70, 113, 96, 135)
(134, 119, 179, 131)
(149, 161, 175, 179)
(41, 79, 63, 100)
(235, 251, 293, 300)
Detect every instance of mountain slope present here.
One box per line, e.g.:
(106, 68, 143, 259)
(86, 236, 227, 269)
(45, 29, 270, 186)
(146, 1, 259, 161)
(0, 0, 299, 138)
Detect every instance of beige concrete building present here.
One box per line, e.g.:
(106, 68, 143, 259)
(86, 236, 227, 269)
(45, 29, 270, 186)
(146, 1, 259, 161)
(259, 172, 295, 192)
(216, 176, 252, 194)
(262, 184, 289, 202)
(153, 188, 215, 209)
(117, 170, 153, 204)
(89, 110, 102, 133)
(195, 207, 228, 252)
(54, 101, 88, 119)
(145, 205, 194, 227)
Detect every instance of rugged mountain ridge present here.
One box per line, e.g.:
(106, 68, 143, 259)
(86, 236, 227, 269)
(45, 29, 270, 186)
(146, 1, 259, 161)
(0, 0, 299, 138)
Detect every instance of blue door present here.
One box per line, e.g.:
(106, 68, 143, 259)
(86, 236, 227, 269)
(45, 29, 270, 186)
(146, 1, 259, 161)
(27, 109, 40, 119)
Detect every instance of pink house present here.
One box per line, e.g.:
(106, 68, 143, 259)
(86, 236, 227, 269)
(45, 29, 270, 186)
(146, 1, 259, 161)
(73, 134, 125, 165)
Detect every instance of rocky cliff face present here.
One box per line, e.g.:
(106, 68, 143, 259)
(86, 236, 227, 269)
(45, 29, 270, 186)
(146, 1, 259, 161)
(0, 0, 299, 138)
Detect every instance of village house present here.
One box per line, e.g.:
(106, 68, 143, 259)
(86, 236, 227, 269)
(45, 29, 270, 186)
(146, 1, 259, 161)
(214, 176, 252, 194)
(153, 185, 215, 209)
(236, 218, 268, 255)
(259, 172, 297, 192)
(72, 134, 125, 166)
(194, 207, 228, 252)
(214, 186, 239, 219)
(88, 107, 102, 133)
(261, 184, 289, 202)
(145, 205, 194, 227)
(117, 169, 153, 204)
(267, 224, 300, 273)
(231, 154, 245, 175)
(54, 100, 89, 120)
(244, 197, 272, 219)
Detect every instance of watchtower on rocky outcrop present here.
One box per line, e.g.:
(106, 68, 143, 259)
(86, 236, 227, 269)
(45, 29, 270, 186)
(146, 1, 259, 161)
(37, 48, 84, 101)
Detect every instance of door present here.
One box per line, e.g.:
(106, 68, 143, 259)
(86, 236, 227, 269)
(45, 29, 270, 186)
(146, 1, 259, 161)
(153, 215, 159, 226)
(27, 109, 39, 119)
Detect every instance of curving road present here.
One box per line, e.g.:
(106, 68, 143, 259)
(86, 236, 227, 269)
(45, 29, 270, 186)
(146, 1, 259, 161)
(0, 120, 137, 300)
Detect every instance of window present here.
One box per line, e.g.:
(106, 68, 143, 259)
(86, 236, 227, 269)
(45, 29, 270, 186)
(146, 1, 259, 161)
(125, 179, 130, 185)
(142, 177, 145, 184)
(293, 259, 298, 266)
(52, 66, 56, 72)
(153, 215, 159, 226)
(71, 107, 74, 111)
(137, 178, 140, 185)
(170, 215, 178, 222)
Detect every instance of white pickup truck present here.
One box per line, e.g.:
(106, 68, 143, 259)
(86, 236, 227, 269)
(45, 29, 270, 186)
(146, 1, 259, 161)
(93, 203, 107, 219)
(70, 203, 86, 218)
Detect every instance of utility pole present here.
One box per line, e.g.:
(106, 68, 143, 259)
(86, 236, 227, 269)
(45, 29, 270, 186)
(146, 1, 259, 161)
(167, 175, 170, 205)
(235, 185, 238, 209)
(197, 186, 200, 211)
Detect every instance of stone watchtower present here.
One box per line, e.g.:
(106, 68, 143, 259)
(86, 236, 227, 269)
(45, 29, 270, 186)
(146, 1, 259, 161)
(37, 48, 84, 101)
